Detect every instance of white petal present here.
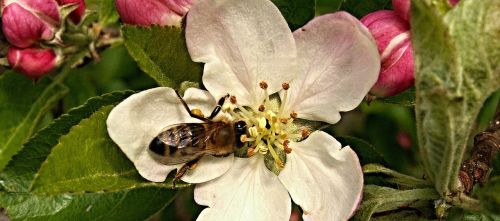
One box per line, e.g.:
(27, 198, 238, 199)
(186, 0, 297, 108)
(183, 87, 217, 116)
(194, 156, 291, 221)
(107, 87, 230, 183)
(278, 131, 363, 221)
(284, 12, 380, 124)
(181, 154, 234, 184)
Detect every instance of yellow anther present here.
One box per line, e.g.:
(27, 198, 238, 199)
(282, 82, 290, 90)
(257, 117, 267, 129)
(240, 134, 248, 143)
(259, 81, 268, 89)
(191, 108, 204, 118)
(249, 127, 258, 137)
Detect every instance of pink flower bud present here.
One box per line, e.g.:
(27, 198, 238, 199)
(392, 0, 410, 21)
(115, 0, 192, 26)
(361, 10, 414, 97)
(7, 47, 58, 79)
(57, 0, 86, 24)
(1, 0, 61, 48)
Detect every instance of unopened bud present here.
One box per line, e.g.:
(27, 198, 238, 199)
(7, 47, 59, 79)
(57, 0, 86, 24)
(2, 0, 61, 48)
(115, 0, 192, 27)
(361, 10, 414, 97)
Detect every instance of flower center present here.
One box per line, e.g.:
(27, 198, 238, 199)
(222, 81, 309, 169)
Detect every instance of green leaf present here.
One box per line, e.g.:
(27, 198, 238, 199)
(62, 70, 97, 112)
(351, 185, 439, 221)
(85, 0, 119, 25)
(122, 25, 203, 88)
(478, 176, 500, 215)
(30, 105, 178, 194)
(271, 0, 316, 30)
(0, 91, 133, 192)
(316, 0, 344, 15)
(373, 88, 416, 107)
(0, 72, 68, 172)
(336, 136, 386, 165)
(363, 164, 433, 189)
(412, 0, 500, 196)
(341, 0, 392, 18)
(0, 186, 176, 221)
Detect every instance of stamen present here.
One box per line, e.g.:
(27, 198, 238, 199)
(249, 127, 258, 137)
(283, 140, 290, 148)
(258, 104, 265, 112)
(259, 81, 268, 89)
(290, 112, 298, 119)
(240, 135, 255, 142)
(301, 128, 311, 138)
(267, 140, 284, 168)
(230, 96, 237, 104)
(282, 82, 290, 90)
(247, 148, 255, 156)
(278, 82, 289, 117)
(284, 147, 292, 154)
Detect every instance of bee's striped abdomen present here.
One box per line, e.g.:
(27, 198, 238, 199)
(149, 123, 207, 157)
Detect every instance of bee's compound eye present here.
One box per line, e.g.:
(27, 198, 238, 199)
(235, 121, 246, 130)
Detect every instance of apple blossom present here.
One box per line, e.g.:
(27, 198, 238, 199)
(115, 0, 192, 26)
(107, 0, 380, 220)
(57, 0, 85, 23)
(1, 0, 61, 48)
(361, 10, 414, 97)
(7, 47, 58, 79)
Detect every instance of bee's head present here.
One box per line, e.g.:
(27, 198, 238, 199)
(234, 120, 247, 148)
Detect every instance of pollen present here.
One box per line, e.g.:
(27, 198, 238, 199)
(191, 108, 204, 118)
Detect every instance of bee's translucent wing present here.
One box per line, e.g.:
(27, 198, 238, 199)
(149, 123, 230, 165)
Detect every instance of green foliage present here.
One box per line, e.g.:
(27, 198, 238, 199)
(85, 0, 119, 25)
(374, 88, 416, 107)
(363, 164, 433, 189)
(412, 0, 500, 198)
(122, 25, 203, 88)
(316, 0, 344, 15)
(341, 0, 392, 18)
(478, 177, 500, 216)
(336, 136, 386, 165)
(0, 91, 133, 192)
(0, 72, 68, 172)
(0, 91, 180, 220)
(272, 0, 316, 30)
(352, 185, 438, 221)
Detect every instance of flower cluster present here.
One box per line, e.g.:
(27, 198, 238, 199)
(108, 0, 381, 220)
(1, 0, 85, 79)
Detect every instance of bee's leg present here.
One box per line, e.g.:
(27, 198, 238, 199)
(175, 90, 210, 122)
(173, 158, 201, 187)
(208, 94, 229, 120)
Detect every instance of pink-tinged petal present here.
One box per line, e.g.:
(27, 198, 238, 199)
(2, 0, 60, 48)
(186, 0, 297, 108)
(278, 131, 363, 221)
(284, 12, 380, 124)
(115, 0, 191, 26)
(195, 156, 291, 221)
(57, 0, 86, 23)
(7, 47, 58, 79)
(361, 10, 414, 97)
(392, 0, 410, 21)
(107, 87, 223, 182)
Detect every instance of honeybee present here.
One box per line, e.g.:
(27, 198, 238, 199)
(148, 91, 247, 183)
